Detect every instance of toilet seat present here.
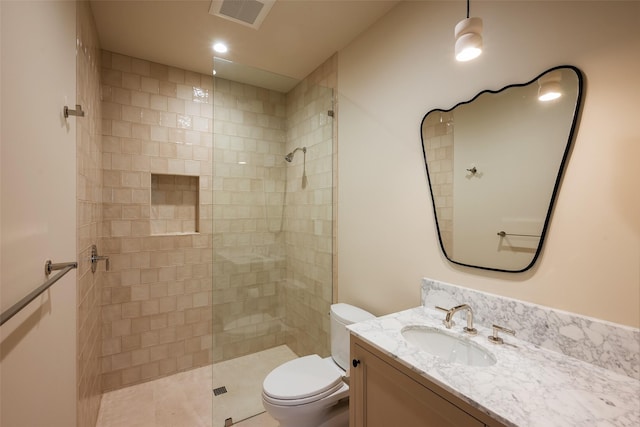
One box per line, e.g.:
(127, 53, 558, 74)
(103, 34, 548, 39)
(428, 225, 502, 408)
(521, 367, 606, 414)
(263, 355, 344, 406)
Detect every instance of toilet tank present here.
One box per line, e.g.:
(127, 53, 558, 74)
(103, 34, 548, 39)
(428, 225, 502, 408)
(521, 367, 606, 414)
(330, 303, 375, 371)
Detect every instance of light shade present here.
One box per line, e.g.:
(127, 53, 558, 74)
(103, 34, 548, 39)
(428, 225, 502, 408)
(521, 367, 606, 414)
(455, 17, 483, 62)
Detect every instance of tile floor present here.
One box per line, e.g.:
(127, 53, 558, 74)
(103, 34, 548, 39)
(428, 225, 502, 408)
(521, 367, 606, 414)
(96, 346, 296, 427)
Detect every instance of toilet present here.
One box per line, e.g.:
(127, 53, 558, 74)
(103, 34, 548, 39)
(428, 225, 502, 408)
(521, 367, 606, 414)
(262, 303, 375, 427)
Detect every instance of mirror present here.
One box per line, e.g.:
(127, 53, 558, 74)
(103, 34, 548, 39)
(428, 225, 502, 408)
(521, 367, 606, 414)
(421, 65, 583, 272)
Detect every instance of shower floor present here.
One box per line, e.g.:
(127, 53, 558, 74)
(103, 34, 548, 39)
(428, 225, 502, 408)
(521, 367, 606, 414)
(96, 345, 296, 427)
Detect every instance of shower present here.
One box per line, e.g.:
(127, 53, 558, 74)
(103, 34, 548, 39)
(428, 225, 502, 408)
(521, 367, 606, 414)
(285, 146, 306, 162)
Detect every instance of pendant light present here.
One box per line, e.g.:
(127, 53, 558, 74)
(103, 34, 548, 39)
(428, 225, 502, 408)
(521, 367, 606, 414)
(455, 0, 483, 62)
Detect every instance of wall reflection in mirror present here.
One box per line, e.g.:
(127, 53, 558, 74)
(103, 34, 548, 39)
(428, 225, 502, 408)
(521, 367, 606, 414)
(421, 66, 583, 272)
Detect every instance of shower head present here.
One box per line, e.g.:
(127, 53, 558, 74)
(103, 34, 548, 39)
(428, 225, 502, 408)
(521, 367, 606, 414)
(284, 146, 306, 162)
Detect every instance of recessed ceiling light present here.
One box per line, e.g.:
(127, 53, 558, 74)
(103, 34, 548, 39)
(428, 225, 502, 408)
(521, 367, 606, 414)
(213, 42, 228, 53)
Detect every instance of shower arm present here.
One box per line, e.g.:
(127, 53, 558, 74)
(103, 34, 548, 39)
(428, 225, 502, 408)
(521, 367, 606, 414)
(291, 147, 306, 156)
(285, 146, 306, 162)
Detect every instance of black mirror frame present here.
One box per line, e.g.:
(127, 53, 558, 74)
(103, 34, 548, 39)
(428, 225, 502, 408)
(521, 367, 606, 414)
(420, 65, 584, 273)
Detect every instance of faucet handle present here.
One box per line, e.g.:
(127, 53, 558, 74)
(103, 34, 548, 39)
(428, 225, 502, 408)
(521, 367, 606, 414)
(488, 324, 515, 344)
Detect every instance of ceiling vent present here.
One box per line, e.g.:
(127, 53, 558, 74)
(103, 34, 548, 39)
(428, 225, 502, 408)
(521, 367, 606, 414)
(209, 0, 276, 30)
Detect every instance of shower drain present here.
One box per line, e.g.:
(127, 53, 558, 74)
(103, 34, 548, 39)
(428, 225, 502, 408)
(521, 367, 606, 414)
(213, 386, 228, 396)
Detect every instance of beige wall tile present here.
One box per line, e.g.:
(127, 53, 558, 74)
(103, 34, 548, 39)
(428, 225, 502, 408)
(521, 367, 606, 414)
(102, 55, 212, 393)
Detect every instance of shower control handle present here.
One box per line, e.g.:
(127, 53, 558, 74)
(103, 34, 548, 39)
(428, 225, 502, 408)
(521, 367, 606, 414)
(352, 359, 361, 368)
(90, 244, 110, 273)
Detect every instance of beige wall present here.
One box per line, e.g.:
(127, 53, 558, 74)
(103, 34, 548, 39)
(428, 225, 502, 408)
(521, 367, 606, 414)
(0, 1, 78, 425)
(337, 1, 640, 327)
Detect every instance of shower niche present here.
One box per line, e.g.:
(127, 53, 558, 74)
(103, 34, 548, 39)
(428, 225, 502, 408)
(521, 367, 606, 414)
(150, 173, 200, 235)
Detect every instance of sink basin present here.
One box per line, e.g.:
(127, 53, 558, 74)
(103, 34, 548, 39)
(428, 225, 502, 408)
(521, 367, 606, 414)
(401, 326, 496, 367)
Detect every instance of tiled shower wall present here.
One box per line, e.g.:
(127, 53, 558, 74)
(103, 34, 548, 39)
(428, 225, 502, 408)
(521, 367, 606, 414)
(99, 51, 214, 391)
(422, 111, 454, 252)
(212, 55, 337, 362)
(213, 57, 337, 360)
(97, 48, 335, 388)
(77, 1, 103, 424)
(283, 55, 336, 357)
(212, 77, 288, 361)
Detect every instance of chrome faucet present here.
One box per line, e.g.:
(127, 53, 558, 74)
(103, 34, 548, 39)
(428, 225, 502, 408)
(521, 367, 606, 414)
(435, 304, 477, 335)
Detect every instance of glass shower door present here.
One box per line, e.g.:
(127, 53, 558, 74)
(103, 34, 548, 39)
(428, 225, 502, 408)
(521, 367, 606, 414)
(211, 58, 336, 426)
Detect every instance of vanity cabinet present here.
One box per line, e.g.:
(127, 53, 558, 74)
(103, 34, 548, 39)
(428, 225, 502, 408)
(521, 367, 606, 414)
(349, 335, 507, 427)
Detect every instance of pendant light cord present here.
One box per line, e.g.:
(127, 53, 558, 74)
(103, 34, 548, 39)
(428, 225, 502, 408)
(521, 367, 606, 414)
(466, 0, 470, 18)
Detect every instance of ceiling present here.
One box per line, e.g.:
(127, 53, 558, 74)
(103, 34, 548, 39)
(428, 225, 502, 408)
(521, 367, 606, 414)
(89, 0, 399, 92)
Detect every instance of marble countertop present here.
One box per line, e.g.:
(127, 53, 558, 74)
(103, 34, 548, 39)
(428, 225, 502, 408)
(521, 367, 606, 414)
(348, 307, 640, 427)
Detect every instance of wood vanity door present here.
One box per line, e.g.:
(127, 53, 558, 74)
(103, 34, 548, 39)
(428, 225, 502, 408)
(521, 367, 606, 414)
(350, 338, 485, 427)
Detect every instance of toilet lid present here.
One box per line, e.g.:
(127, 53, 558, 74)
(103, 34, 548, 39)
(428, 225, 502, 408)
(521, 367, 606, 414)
(263, 355, 343, 402)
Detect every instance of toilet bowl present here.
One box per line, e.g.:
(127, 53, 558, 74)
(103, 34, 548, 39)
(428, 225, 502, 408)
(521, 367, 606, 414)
(262, 304, 375, 427)
(262, 355, 349, 427)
